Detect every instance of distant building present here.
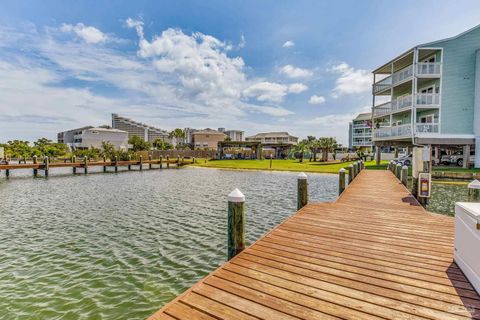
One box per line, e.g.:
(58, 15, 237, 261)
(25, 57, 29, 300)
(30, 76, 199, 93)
(0, 146, 4, 159)
(183, 127, 196, 145)
(111, 113, 169, 143)
(349, 113, 372, 149)
(192, 129, 227, 150)
(58, 127, 128, 150)
(245, 132, 298, 145)
(224, 130, 244, 141)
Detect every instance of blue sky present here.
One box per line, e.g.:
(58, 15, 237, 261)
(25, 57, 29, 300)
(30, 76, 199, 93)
(1, 0, 480, 145)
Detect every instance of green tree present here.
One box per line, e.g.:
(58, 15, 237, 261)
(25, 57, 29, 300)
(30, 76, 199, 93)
(100, 141, 116, 159)
(293, 139, 310, 163)
(2, 140, 32, 158)
(152, 138, 173, 150)
(317, 137, 338, 162)
(128, 135, 151, 152)
(169, 128, 185, 149)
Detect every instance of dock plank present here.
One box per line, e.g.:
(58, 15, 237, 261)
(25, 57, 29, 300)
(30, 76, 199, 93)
(148, 170, 480, 319)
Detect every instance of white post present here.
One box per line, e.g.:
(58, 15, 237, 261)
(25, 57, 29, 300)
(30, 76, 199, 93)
(297, 172, 308, 210)
(468, 180, 480, 202)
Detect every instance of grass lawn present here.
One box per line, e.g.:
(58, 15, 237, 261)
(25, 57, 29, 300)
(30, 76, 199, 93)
(190, 158, 389, 174)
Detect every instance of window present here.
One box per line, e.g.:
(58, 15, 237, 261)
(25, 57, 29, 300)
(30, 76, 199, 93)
(419, 114, 434, 123)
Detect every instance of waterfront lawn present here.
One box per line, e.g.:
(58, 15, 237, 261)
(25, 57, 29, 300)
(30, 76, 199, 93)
(191, 159, 389, 174)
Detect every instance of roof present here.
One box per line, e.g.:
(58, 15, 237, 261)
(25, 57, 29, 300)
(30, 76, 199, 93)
(192, 129, 226, 135)
(87, 127, 127, 133)
(246, 132, 297, 139)
(112, 113, 168, 134)
(353, 113, 372, 121)
(373, 24, 480, 74)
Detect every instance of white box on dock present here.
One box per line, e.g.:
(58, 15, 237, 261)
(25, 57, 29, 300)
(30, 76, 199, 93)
(454, 202, 480, 294)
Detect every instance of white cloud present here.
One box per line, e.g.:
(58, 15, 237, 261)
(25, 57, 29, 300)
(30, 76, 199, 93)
(60, 23, 107, 44)
(288, 83, 308, 93)
(330, 62, 372, 98)
(243, 82, 288, 103)
(280, 64, 313, 78)
(282, 40, 295, 48)
(308, 95, 326, 105)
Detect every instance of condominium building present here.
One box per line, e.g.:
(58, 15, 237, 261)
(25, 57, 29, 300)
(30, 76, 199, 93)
(111, 114, 169, 143)
(57, 127, 128, 150)
(224, 130, 244, 141)
(371, 25, 480, 167)
(245, 132, 298, 145)
(192, 129, 227, 150)
(349, 113, 372, 149)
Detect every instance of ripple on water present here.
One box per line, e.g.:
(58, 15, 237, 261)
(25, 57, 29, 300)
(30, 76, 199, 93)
(0, 167, 338, 319)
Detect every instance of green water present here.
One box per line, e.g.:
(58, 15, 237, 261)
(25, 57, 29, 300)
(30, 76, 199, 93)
(427, 181, 470, 216)
(0, 167, 338, 319)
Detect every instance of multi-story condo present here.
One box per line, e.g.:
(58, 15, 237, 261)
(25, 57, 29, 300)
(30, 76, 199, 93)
(111, 114, 169, 143)
(224, 130, 244, 142)
(245, 132, 298, 145)
(372, 25, 480, 167)
(58, 126, 128, 150)
(192, 129, 227, 150)
(349, 113, 372, 149)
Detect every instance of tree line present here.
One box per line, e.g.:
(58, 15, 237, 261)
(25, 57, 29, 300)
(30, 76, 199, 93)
(292, 136, 341, 162)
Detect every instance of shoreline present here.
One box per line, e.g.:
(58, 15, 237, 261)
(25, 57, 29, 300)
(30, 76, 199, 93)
(187, 164, 340, 175)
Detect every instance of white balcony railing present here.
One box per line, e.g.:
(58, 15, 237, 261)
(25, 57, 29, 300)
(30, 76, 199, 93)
(392, 65, 413, 85)
(416, 93, 440, 106)
(417, 63, 441, 76)
(353, 123, 370, 128)
(353, 140, 372, 146)
(373, 76, 392, 94)
(373, 102, 391, 117)
(416, 123, 439, 134)
(392, 94, 413, 112)
(373, 124, 412, 139)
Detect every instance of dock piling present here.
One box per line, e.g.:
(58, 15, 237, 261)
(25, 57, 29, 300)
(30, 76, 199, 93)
(395, 163, 401, 179)
(84, 157, 88, 174)
(348, 164, 354, 182)
(339, 168, 346, 195)
(166, 155, 170, 169)
(44, 156, 49, 177)
(468, 180, 480, 201)
(139, 155, 143, 171)
(227, 188, 245, 260)
(401, 165, 408, 187)
(72, 156, 76, 174)
(160, 156, 163, 169)
(5, 159, 9, 177)
(148, 155, 152, 169)
(128, 155, 132, 171)
(33, 155, 38, 176)
(103, 156, 107, 172)
(114, 156, 118, 173)
(297, 172, 308, 210)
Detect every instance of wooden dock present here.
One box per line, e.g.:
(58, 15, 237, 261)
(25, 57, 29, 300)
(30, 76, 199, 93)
(149, 170, 480, 319)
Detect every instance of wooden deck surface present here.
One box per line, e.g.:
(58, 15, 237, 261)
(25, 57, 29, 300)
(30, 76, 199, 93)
(149, 170, 480, 319)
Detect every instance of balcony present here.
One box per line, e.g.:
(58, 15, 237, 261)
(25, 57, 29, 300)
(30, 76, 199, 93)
(416, 93, 440, 107)
(352, 140, 372, 147)
(352, 123, 370, 129)
(417, 63, 441, 77)
(373, 94, 413, 118)
(392, 65, 413, 85)
(415, 123, 439, 134)
(373, 124, 412, 139)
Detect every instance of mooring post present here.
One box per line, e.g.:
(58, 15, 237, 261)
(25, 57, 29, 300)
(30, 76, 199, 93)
(139, 155, 143, 171)
(269, 155, 273, 169)
(148, 155, 152, 169)
(5, 158, 9, 178)
(128, 155, 132, 171)
(395, 163, 401, 179)
(177, 156, 180, 168)
(339, 168, 346, 195)
(84, 156, 88, 174)
(72, 155, 76, 174)
(227, 188, 245, 260)
(33, 155, 38, 177)
(401, 165, 408, 187)
(160, 156, 163, 169)
(353, 162, 359, 177)
(468, 179, 480, 202)
(114, 155, 118, 173)
(348, 164, 354, 182)
(192, 157, 196, 164)
(297, 172, 308, 210)
(103, 156, 107, 173)
(166, 155, 170, 169)
(44, 156, 49, 177)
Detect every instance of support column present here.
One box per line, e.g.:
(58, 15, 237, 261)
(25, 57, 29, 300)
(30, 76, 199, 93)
(463, 145, 470, 169)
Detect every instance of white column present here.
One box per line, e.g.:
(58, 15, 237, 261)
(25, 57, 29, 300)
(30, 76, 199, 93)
(474, 50, 480, 168)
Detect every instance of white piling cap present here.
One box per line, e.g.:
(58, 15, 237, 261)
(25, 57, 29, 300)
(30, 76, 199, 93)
(339, 168, 346, 173)
(402, 165, 408, 169)
(228, 188, 245, 202)
(468, 179, 480, 189)
(297, 172, 307, 180)
(348, 164, 353, 167)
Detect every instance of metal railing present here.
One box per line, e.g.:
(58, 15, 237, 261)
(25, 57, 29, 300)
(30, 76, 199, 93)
(417, 62, 441, 76)
(373, 102, 391, 117)
(373, 124, 412, 139)
(415, 123, 439, 133)
(373, 76, 392, 94)
(392, 65, 413, 85)
(416, 93, 440, 106)
(392, 94, 413, 112)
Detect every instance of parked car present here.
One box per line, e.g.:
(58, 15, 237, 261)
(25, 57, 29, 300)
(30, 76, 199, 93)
(450, 150, 475, 167)
(396, 154, 412, 166)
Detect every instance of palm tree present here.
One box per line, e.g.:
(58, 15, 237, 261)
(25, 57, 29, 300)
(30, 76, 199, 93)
(293, 140, 310, 163)
(317, 137, 338, 162)
(169, 128, 186, 149)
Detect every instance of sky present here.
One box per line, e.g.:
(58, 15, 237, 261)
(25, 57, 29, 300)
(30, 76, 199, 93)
(1, 0, 480, 145)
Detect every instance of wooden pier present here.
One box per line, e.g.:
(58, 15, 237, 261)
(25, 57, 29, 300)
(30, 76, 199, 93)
(149, 170, 480, 319)
(0, 157, 194, 177)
